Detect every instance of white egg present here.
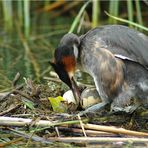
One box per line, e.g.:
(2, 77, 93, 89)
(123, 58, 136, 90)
(62, 88, 101, 109)
(81, 87, 101, 109)
(63, 90, 76, 104)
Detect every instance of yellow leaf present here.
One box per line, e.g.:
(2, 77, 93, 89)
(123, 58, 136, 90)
(48, 96, 67, 113)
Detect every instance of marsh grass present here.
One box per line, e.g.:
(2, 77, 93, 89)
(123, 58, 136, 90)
(127, 0, 134, 27)
(23, 0, 30, 39)
(92, 0, 100, 27)
(2, 0, 13, 31)
(109, 0, 119, 24)
(135, 0, 143, 26)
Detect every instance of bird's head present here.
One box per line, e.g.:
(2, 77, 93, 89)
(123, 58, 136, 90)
(50, 33, 81, 104)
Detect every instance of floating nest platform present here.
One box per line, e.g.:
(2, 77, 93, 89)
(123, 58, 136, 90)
(0, 74, 148, 147)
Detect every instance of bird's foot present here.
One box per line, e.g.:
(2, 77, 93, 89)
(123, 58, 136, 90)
(78, 102, 108, 116)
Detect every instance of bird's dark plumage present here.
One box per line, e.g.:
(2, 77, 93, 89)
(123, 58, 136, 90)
(51, 25, 148, 114)
(80, 25, 148, 67)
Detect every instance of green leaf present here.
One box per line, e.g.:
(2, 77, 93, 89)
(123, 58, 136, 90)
(23, 100, 35, 110)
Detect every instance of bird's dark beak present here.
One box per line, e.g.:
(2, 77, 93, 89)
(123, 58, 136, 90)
(70, 77, 81, 105)
(49, 61, 81, 105)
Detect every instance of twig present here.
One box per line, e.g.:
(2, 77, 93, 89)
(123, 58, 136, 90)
(55, 127, 60, 137)
(77, 114, 87, 137)
(0, 137, 23, 147)
(0, 84, 24, 102)
(12, 114, 36, 117)
(58, 127, 117, 137)
(11, 113, 36, 117)
(12, 72, 21, 87)
(13, 90, 31, 100)
(82, 123, 148, 137)
(48, 137, 148, 143)
(0, 117, 52, 127)
(7, 127, 52, 144)
(0, 116, 88, 128)
(0, 116, 147, 137)
(0, 103, 22, 116)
